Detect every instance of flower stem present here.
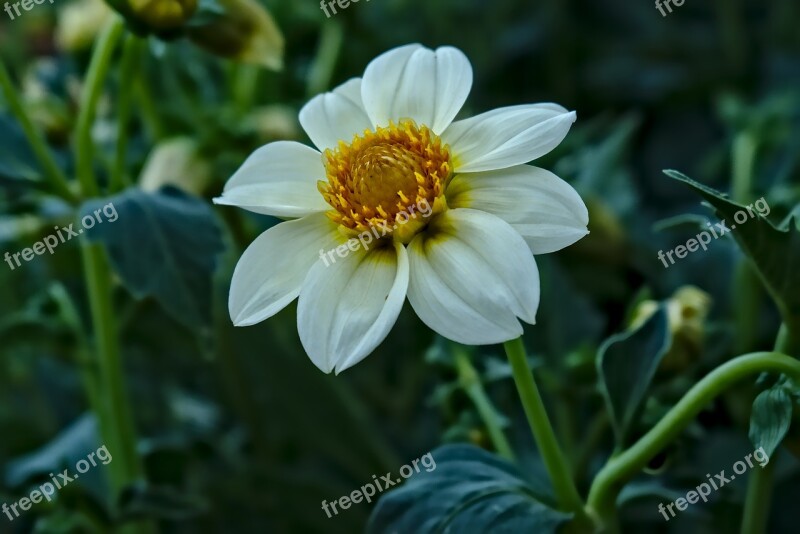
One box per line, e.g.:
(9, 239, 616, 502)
(111, 33, 142, 193)
(306, 19, 344, 97)
(741, 460, 775, 534)
(586, 351, 800, 526)
(74, 18, 153, 532)
(453, 346, 515, 461)
(503, 338, 589, 524)
(75, 16, 126, 198)
(0, 60, 77, 204)
(740, 323, 797, 533)
(731, 131, 760, 354)
(80, 244, 143, 489)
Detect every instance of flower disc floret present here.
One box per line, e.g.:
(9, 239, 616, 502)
(318, 120, 451, 239)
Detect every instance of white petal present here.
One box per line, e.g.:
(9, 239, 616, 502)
(229, 213, 340, 326)
(447, 165, 589, 254)
(299, 78, 373, 152)
(443, 104, 577, 173)
(298, 241, 409, 374)
(214, 141, 329, 218)
(406, 209, 540, 345)
(361, 44, 473, 133)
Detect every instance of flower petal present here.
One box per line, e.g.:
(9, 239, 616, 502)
(443, 104, 577, 173)
(447, 165, 589, 254)
(299, 78, 373, 151)
(298, 241, 409, 374)
(229, 213, 340, 326)
(361, 44, 473, 133)
(406, 208, 540, 345)
(214, 141, 329, 217)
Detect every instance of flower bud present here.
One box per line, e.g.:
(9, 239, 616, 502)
(139, 138, 212, 195)
(243, 105, 301, 143)
(186, 0, 283, 70)
(106, 0, 198, 34)
(56, 0, 114, 51)
(630, 286, 712, 372)
(128, 0, 197, 31)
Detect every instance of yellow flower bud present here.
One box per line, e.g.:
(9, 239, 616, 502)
(127, 0, 198, 31)
(630, 286, 713, 372)
(186, 0, 284, 70)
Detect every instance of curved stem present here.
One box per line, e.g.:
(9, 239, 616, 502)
(0, 60, 77, 203)
(75, 17, 126, 198)
(453, 346, 515, 461)
(586, 351, 800, 525)
(503, 338, 591, 526)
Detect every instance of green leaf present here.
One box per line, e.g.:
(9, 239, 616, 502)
(80, 187, 224, 330)
(5, 414, 100, 487)
(666, 170, 800, 340)
(749, 383, 794, 457)
(367, 445, 570, 534)
(598, 305, 671, 446)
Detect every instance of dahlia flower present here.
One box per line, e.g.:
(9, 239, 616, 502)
(215, 44, 588, 373)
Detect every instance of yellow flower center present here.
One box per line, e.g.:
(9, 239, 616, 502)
(319, 121, 451, 243)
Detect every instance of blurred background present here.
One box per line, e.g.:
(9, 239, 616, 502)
(1, 0, 799, 532)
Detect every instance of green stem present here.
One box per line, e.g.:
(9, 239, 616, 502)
(740, 324, 797, 533)
(74, 18, 153, 532)
(731, 131, 757, 204)
(586, 351, 800, 526)
(81, 244, 155, 534)
(110, 33, 142, 192)
(741, 460, 775, 534)
(80, 245, 142, 487)
(713, 0, 747, 76)
(232, 64, 260, 117)
(75, 17, 126, 198)
(306, 19, 344, 97)
(0, 60, 77, 203)
(503, 338, 590, 525)
(453, 347, 515, 461)
(731, 131, 760, 354)
(135, 72, 164, 143)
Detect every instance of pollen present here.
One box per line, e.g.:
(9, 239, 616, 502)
(318, 121, 451, 240)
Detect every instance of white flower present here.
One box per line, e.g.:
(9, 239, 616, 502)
(215, 44, 589, 374)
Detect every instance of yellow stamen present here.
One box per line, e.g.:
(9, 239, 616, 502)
(320, 120, 451, 239)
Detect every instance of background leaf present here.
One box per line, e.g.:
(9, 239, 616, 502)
(598, 305, 671, 446)
(667, 170, 800, 340)
(367, 445, 570, 534)
(80, 187, 224, 331)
